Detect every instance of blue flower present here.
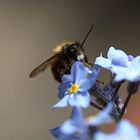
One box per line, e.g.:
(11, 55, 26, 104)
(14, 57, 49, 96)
(95, 47, 134, 70)
(50, 103, 113, 140)
(53, 62, 99, 108)
(50, 107, 88, 140)
(94, 119, 140, 140)
(112, 56, 140, 82)
(95, 47, 140, 82)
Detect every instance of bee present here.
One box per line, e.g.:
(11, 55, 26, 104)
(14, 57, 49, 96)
(29, 24, 94, 82)
(29, 41, 93, 82)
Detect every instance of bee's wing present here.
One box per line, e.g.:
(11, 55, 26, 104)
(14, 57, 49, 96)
(29, 54, 58, 78)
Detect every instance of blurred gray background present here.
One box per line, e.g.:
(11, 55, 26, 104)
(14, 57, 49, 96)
(0, 0, 140, 140)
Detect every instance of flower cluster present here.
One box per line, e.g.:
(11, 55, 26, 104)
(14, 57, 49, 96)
(95, 47, 140, 82)
(50, 47, 140, 140)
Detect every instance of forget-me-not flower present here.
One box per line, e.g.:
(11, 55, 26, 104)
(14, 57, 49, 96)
(95, 47, 134, 71)
(53, 61, 99, 108)
(50, 107, 88, 140)
(112, 56, 140, 82)
(95, 47, 140, 82)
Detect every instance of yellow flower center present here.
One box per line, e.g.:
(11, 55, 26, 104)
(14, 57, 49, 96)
(69, 83, 79, 94)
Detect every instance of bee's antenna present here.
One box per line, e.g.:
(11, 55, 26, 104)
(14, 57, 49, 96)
(80, 22, 95, 48)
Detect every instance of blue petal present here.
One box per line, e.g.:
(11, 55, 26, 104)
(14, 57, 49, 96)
(94, 132, 110, 140)
(69, 93, 90, 108)
(62, 74, 72, 82)
(112, 61, 140, 82)
(95, 56, 111, 69)
(61, 121, 88, 140)
(71, 62, 81, 82)
(78, 64, 99, 92)
(79, 79, 94, 92)
(68, 94, 78, 107)
(71, 62, 89, 83)
(112, 58, 127, 67)
(52, 95, 69, 108)
(60, 120, 77, 135)
(108, 47, 129, 67)
(112, 66, 127, 81)
(128, 55, 134, 61)
(76, 93, 90, 108)
(79, 65, 99, 92)
(107, 47, 128, 62)
(50, 127, 60, 138)
(70, 107, 84, 122)
(58, 81, 70, 99)
(131, 56, 140, 71)
(116, 120, 140, 139)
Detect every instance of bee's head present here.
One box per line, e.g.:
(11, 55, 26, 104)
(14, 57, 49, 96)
(63, 42, 85, 61)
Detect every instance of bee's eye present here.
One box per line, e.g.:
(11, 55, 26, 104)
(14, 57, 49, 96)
(73, 45, 78, 49)
(65, 44, 80, 60)
(70, 45, 79, 52)
(70, 48, 75, 52)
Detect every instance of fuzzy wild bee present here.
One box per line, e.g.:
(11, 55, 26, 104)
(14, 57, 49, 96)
(29, 41, 93, 82)
(29, 24, 94, 82)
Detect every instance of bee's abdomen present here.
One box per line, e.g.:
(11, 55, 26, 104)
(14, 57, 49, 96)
(51, 58, 72, 82)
